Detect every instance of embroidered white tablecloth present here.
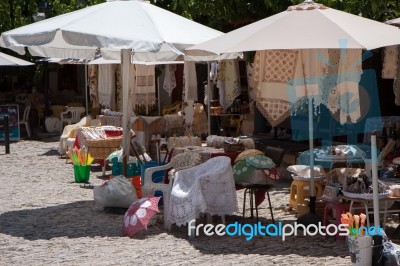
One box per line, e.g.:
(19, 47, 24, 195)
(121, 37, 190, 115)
(168, 156, 238, 226)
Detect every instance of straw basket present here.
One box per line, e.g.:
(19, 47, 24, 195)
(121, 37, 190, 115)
(86, 137, 122, 159)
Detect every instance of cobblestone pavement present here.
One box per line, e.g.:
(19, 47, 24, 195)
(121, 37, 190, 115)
(1, 138, 390, 265)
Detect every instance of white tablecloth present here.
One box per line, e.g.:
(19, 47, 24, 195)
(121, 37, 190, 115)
(168, 156, 238, 226)
(171, 146, 224, 162)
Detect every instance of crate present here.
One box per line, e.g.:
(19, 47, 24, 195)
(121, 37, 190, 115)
(111, 158, 141, 176)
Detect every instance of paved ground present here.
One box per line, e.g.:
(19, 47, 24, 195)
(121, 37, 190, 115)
(1, 136, 395, 265)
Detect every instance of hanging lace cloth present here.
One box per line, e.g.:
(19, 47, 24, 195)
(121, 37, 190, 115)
(382, 45, 398, 79)
(115, 64, 122, 112)
(98, 64, 116, 109)
(210, 62, 218, 82)
(252, 48, 361, 126)
(88, 64, 99, 108)
(134, 64, 156, 115)
(393, 48, 400, 106)
(216, 60, 241, 111)
(184, 61, 198, 101)
(252, 49, 301, 127)
(327, 49, 362, 124)
(163, 64, 177, 96)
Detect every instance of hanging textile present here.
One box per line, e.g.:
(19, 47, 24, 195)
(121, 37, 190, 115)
(88, 64, 99, 108)
(163, 64, 177, 96)
(252, 50, 328, 127)
(252, 48, 361, 126)
(115, 64, 122, 112)
(382, 45, 398, 79)
(252, 50, 301, 127)
(216, 59, 241, 111)
(393, 49, 400, 106)
(184, 61, 198, 101)
(98, 64, 117, 109)
(328, 49, 362, 124)
(210, 62, 218, 82)
(134, 64, 156, 115)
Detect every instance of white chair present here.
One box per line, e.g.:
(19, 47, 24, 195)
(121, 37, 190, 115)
(19, 105, 31, 137)
(142, 151, 202, 230)
(60, 107, 85, 131)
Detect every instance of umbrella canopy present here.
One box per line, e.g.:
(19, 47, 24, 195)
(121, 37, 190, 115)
(233, 159, 256, 181)
(0, 0, 224, 164)
(0, 52, 33, 66)
(245, 154, 276, 169)
(123, 195, 161, 236)
(234, 149, 264, 163)
(186, 0, 400, 225)
(186, 1, 400, 56)
(386, 17, 400, 26)
(1, 0, 223, 62)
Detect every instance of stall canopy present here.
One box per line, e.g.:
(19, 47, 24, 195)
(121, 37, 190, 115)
(0, 0, 226, 161)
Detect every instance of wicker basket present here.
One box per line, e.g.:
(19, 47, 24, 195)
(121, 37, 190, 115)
(223, 142, 245, 153)
(86, 137, 122, 159)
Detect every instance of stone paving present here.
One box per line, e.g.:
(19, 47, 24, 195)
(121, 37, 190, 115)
(0, 137, 387, 265)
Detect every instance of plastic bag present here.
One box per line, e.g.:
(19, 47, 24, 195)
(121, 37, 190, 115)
(93, 175, 137, 208)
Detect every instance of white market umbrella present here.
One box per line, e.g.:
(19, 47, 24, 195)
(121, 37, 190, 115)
(0, 52, 33, 66)
(187, 0, 400, 226)
(0, 0, 224, 164)
(386, 17, 400, 26)
(187, 1, 400, 56)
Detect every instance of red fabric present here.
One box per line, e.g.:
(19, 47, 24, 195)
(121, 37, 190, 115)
(104, 129, 123, 138)
(263, 168, 280, 180)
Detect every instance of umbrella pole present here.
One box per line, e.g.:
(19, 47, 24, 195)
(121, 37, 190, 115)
(122, 49, 132, 176)
(85, 65, 89, 116)
(297, 96, 320, 226)
(207, 62, 211, 136)
(308, 96, 316, 214)
(371, 133, 380, 230)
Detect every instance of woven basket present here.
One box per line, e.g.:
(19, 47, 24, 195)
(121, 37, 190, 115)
(223, 142, 245, 153)
(86, 137, 122, 159)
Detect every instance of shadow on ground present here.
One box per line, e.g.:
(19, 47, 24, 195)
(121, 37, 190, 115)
(39, 148, 60, 156)
(0, 199, 352, 259)
(0, 201, 123, 240)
